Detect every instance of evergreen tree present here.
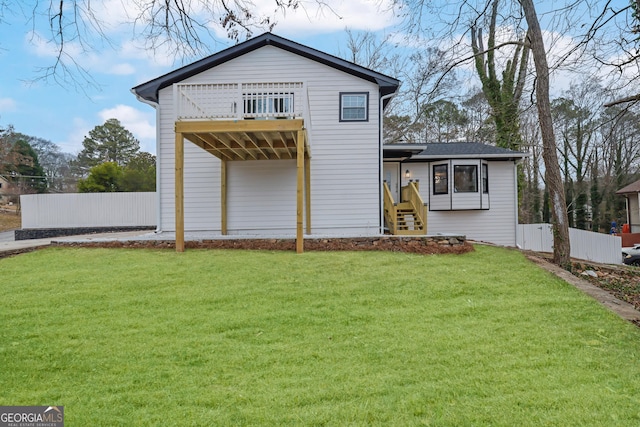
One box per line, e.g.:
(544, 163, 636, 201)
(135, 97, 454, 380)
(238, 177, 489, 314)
(2, 139, 48, 193)
(77, 162, 123, 193)
(77, 119, 140, 169)
(121, 152, 156, 192)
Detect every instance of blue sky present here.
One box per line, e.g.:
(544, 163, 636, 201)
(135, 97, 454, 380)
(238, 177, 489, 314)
(0, 0, 633, 157)
(0, 1, 398, 156)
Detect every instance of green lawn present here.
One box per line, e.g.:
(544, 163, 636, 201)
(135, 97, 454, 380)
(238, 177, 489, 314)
(1, 245, 640, 426)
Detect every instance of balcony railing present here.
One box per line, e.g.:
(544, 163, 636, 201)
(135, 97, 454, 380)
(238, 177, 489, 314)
(175, 82, 306, 121)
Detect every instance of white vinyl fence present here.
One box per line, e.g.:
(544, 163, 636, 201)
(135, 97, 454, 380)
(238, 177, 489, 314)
(517, 223, 622, 265)
(21, 192, 156, 229)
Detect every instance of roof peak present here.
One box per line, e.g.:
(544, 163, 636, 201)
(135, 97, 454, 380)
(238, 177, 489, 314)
(132, 32, 399, 104)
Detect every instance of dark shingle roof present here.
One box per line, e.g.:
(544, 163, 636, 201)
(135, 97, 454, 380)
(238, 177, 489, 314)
(132, 32, 400, 104)
(616, 179, 640, 194)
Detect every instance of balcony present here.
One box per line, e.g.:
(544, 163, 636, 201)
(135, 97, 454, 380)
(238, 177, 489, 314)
(175, 82, 306, 121)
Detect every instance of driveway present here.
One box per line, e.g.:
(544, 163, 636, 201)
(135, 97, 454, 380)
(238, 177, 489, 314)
(0, 231, 15, 243)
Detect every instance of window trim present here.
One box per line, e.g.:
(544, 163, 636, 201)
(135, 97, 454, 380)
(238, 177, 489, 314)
(433, 164, 448, 195)
(339, 92, 369, 122)
(482, 163, 489, 194)
(453, 164, 478, 193)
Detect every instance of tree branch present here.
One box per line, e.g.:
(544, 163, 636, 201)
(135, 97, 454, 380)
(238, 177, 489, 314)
(603, 94, 640, 108)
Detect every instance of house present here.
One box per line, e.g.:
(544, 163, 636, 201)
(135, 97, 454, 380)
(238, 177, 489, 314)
(131, 32, 526, 251)
(384, 143, 527, 246)
(617, 179, 640, 233)
(0, 174, 12, 204)
(616, 179, 640, 246)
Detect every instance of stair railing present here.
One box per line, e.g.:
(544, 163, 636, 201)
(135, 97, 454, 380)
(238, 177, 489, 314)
(403, 181, 427, 233)
(382, 181, 398, 234)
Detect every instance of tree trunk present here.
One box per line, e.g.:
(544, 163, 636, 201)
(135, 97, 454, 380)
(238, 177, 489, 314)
(519, 0, 571, 269)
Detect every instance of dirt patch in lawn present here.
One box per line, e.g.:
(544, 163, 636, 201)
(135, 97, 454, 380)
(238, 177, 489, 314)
(0, 208, 20, 232)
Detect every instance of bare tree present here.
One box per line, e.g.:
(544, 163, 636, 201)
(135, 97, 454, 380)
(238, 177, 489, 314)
(597, 105, 640, 230)
(6, 0, 315, 89)
(519, 105, 543, 224)
(340, 29, 398, 71)
(460, 89, 494, 144)
(471, 0, 529, 150)
(518, 0, 570, 268)
(392, 0, 571, 267)
(552, 80, 602, 230)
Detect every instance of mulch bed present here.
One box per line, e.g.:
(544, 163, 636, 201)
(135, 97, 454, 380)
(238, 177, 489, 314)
(53, 238, 475, 255)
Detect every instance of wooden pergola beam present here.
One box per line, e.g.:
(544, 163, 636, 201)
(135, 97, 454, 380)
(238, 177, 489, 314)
(221, 159, 227, 235)
(296, 129, 305, 253)
(305, 155, 311, 235)
(185, 133, 234, 161)
(174, 118, 310, 253)
(176, 119, 305, 134)
(175, 131, 185, 252)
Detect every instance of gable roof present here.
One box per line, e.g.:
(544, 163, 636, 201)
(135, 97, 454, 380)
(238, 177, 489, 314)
(132, 32, 400, 104)
(384, 142, 528, 161)
(616, 179, 640, 194)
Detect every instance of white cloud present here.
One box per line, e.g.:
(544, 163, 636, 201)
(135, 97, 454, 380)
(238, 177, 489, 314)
(99, 105, 156, 154)
(119, 39, 177, 69)
(56, 117, 92, 155)
(248, 0, 399, 36)
(109, 63, 136, 75)
(0, 98, 17, 112)
(26, 31, 85, 59)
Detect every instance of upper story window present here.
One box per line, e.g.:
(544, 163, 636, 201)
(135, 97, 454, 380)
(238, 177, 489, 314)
(454, 165, 478, 193)
(243, 92, 294, 117)
(433, 164, 448, 194)
(340, 92, 369, 122)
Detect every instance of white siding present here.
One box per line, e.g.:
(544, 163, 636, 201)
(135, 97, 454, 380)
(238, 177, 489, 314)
(629, 193, 640, 232)
(157, 45, 381, 235)
(403, 160, 518, 246)
(21, 192, 156, 229)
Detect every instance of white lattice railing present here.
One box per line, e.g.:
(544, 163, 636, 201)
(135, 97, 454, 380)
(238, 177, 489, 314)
(175, 82, 306, 120)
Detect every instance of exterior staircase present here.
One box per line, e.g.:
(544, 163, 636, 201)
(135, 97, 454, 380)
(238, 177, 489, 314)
(383, 181, 427, 235)
(394, 202, 426, 234)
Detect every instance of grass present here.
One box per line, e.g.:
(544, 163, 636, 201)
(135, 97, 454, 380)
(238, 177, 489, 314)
(1, 245, 640, 426)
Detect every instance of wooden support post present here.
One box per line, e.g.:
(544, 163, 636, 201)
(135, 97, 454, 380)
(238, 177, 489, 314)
(305, 154, 311, 235)
(221, 159, 227, 235)
(296, 130, 305, 253)
(175, 131, 185, 252)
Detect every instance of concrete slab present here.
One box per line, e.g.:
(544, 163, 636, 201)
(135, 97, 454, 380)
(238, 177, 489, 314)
(0, 230, 154, 258)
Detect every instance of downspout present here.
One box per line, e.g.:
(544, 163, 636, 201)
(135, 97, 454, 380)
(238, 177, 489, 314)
(131, 90, 162, 233)
(379, 91, 397, 235)
(625, 195, 630, 230)
(514, 158, 521, 248)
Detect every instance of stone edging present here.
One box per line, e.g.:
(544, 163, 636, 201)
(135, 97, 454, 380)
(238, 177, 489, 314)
(52, 235, 470, 255)
(525, 254, 640, 325)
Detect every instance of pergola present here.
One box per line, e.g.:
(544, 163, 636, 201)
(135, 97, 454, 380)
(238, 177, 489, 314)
(174, 118, 311, 253)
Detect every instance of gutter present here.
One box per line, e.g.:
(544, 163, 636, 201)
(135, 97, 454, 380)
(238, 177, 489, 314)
(379, 91, 397, 235)
(411, 153, 529, 161)
(131, 89, 162, 233)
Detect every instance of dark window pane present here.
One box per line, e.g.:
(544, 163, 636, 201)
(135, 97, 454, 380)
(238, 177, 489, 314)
(482, 163, 489, 193)
(433, 164, 448, 194)
(454, 165, 478, 193)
